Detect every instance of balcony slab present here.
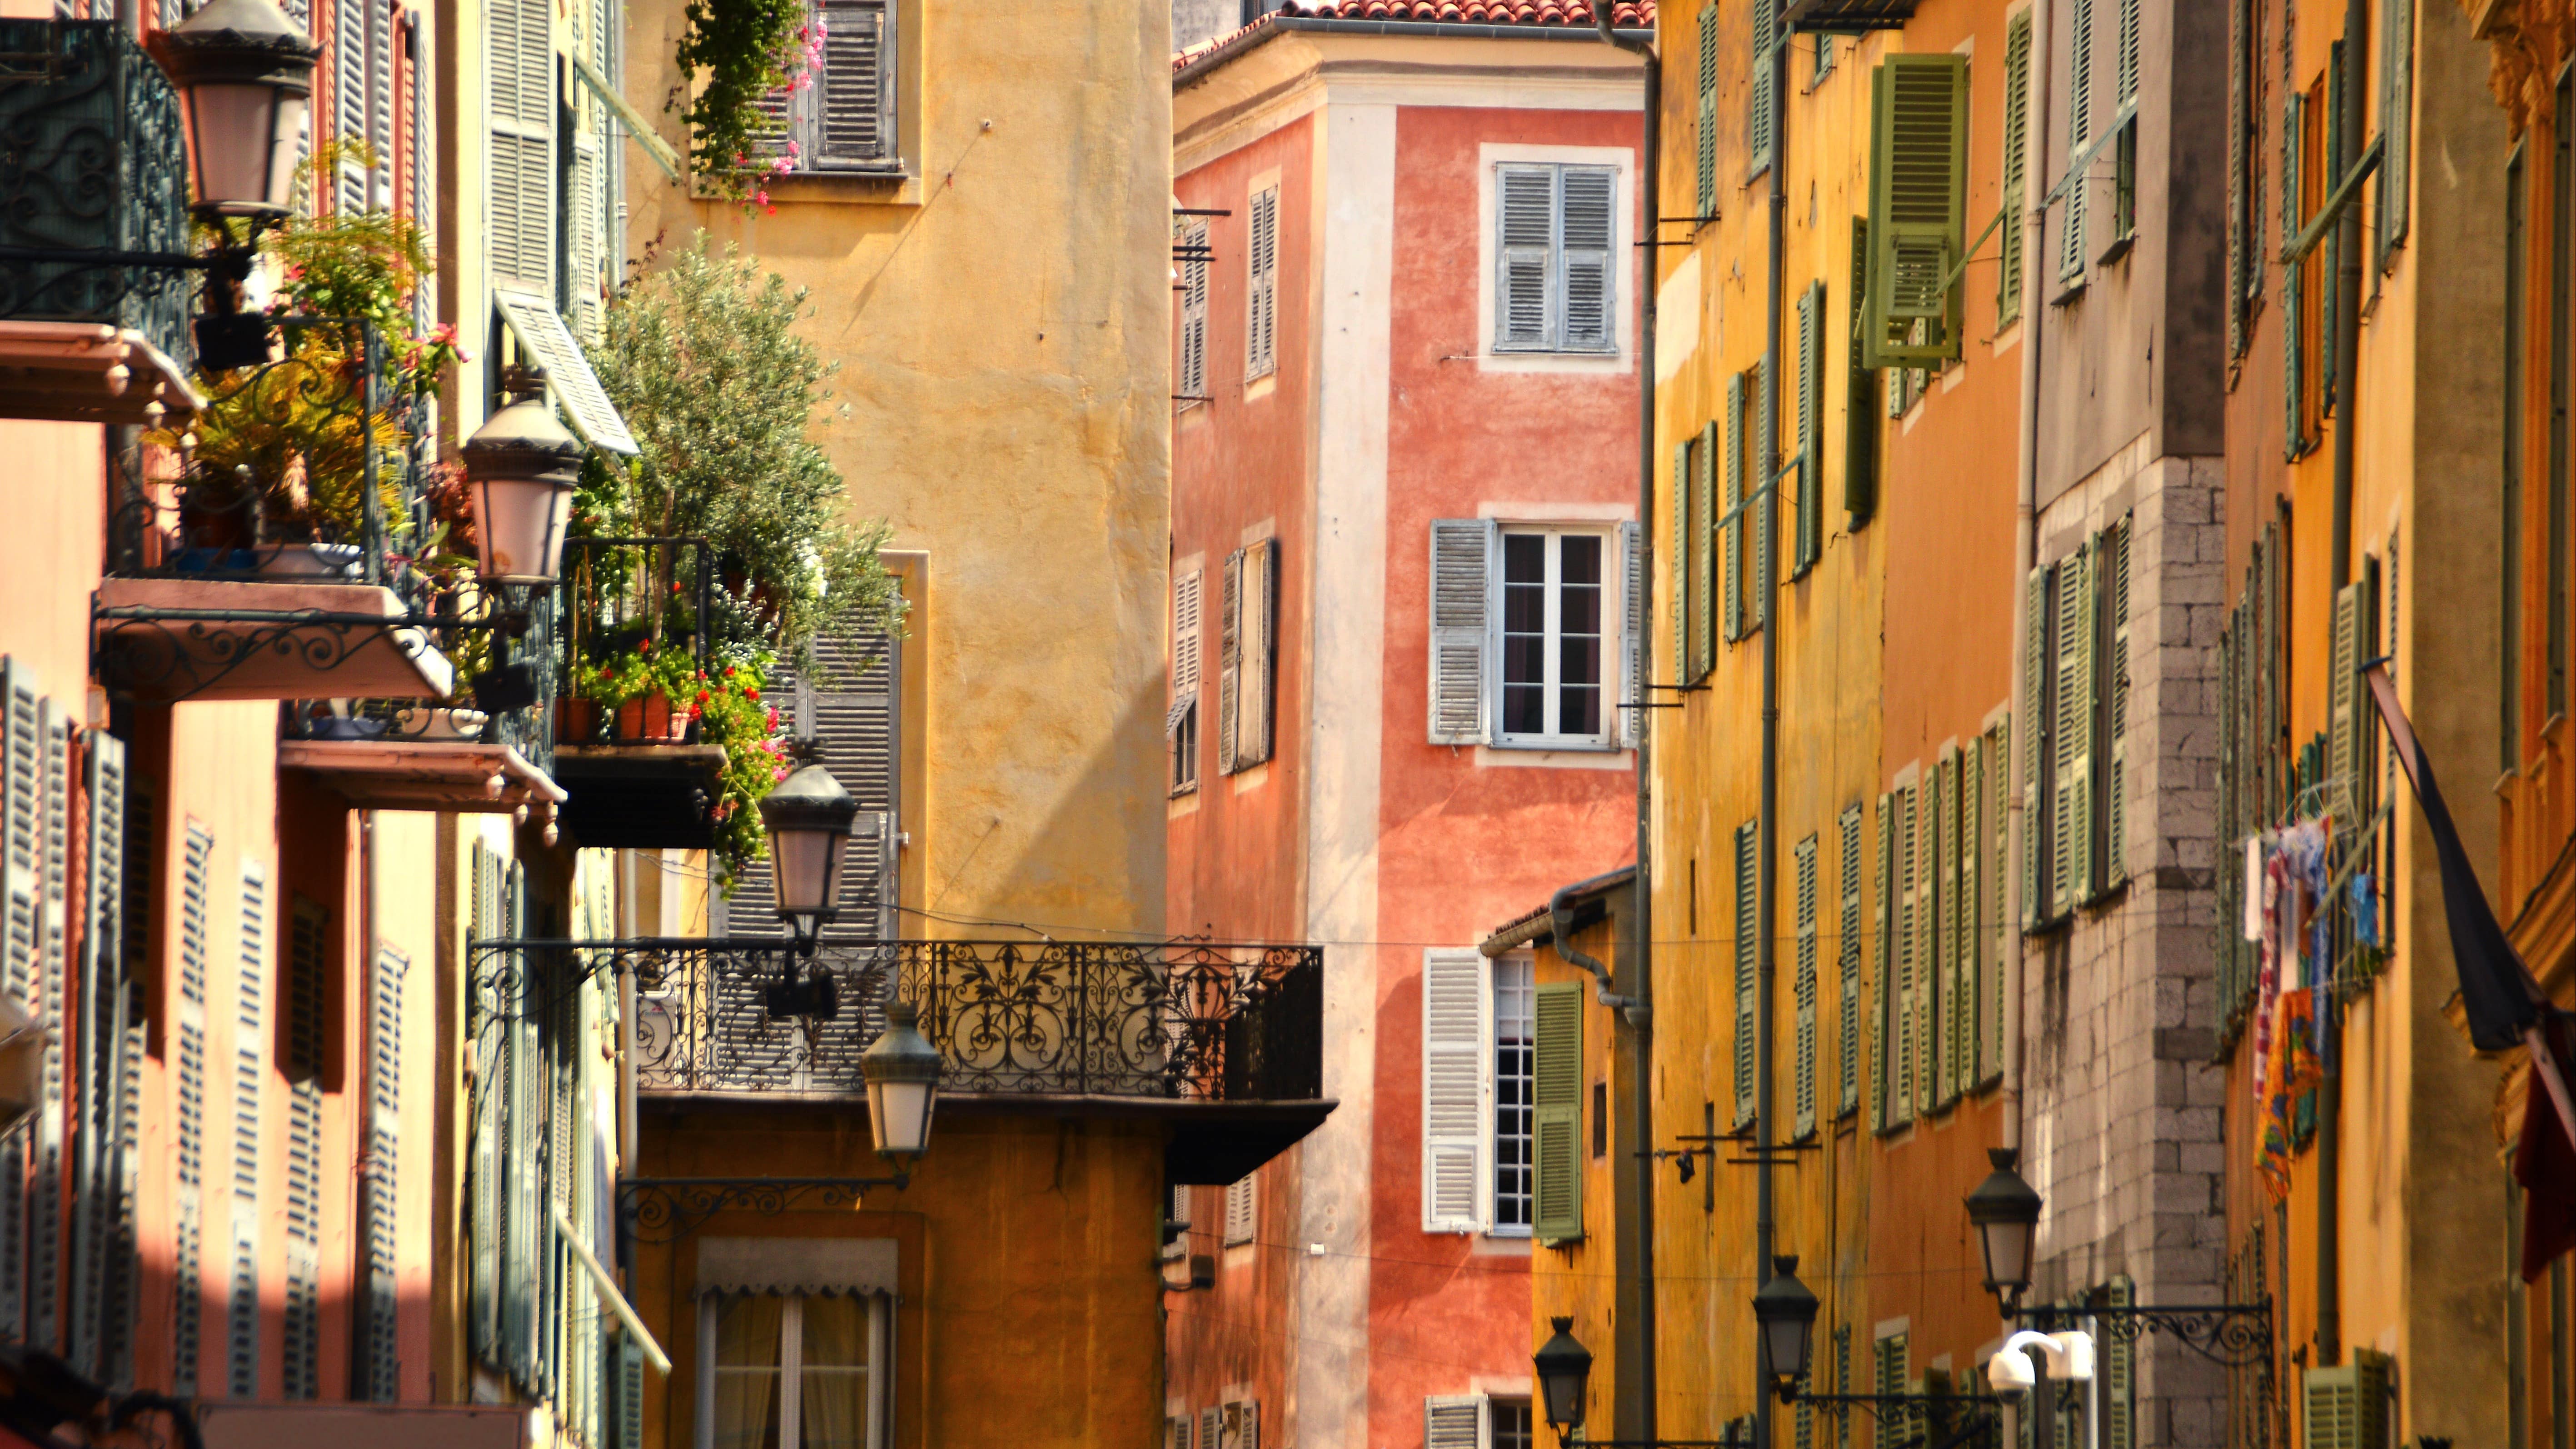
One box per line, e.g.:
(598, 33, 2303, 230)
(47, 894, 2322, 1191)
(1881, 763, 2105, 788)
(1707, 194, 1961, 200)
(95, 577, 454, 702)
(0, 322, 201, 424)
(279, 739, 566, 814)
(553, 743, 728, 849)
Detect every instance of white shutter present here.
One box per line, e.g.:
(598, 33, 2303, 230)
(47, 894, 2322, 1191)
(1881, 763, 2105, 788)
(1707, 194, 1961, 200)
(1217, 550, 1242, 774)
(69, 731, 124, 1380)
(1619, 520, 1642, 746)
(1168, 569, 1203, 735)
(1426, 1394, 1490, 1449)
(0, 660, 41, 1342)
(816, 0, 894, 169)
(1421, 949, 1491, 1233)
(369, 0, 394, 206)
(227, 859, 266, 1399)
(570, 134, 603, 340)
(1201, 1408, 1224, 1449)
(1236, 539, 1276, 767)
(1223, 1175, 1255, 1244)
(172, 823, 213, 1395)
(1246, 187, 1278, 379)
(1496, 166, 1555, 349)
(488, 0, 554, 295)
(1429, 520, 1497, 744)
(1560, 167, 1615, 351)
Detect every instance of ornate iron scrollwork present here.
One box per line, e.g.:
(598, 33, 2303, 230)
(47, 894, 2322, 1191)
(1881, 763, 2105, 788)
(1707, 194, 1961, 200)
(616, 1176, 908, 1249)
(2022, 1299, 2277, 1370)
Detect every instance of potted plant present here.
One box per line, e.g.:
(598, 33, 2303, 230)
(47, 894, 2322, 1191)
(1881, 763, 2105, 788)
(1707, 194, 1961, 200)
(574, 636, 697, 743)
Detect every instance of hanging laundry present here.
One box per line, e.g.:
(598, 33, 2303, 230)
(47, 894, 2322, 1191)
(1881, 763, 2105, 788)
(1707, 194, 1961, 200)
(2243, 836, 2265, 943)
(2350, 874, 2381, 950)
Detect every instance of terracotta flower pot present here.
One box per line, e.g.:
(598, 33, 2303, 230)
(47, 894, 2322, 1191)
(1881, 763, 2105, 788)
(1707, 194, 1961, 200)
(556, 698, 601, 743)
(616, 693, 677, 743)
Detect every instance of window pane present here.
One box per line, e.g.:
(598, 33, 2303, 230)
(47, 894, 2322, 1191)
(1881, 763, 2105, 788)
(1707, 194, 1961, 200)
(713, 1295, 785, 1449)
(1492, 1399, 1535, 1449)
(1502, 533, 1550, 735)
(1557, 534, 1603, 737)
(1493, 955, 1535, 1229)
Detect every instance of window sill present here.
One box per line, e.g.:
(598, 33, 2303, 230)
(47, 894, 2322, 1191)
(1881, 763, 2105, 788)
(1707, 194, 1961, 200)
(2050, 276, 2089, 307)
(2095, 233, 2136, 267)
(714, 167, 922, 207)
(1473, 744, 1630, 771)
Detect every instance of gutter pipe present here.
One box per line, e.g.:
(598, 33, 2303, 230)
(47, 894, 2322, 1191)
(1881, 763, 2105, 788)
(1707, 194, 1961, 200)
(2007, 0, 2053, 1177)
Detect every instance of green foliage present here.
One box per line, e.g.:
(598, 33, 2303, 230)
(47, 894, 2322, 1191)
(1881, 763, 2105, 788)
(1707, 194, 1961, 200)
(571, 638, 789, 886)
(673, 0, 817, 202)
(581, 238, 901, 656)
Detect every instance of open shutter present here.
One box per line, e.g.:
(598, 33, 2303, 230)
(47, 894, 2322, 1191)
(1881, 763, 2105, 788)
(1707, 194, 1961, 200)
(1844, 218, 1878, 526)
(1754, 355, 1774, 629)
(1426, 1395, 1486, 1449)
(468, 846, 502, 1365)
(2000, 12, 2031, 325)
(1497, 166, 1555, 349)
(1421, 949, 1490, 1233)
(1732, 819, 1758, 1129)
(1747, 0, 1776, 177)
(172, 824, 212, 1394)
(1837, 806, 1863, 1119)
(1671, 440, 1692, 689)
(1171, 569, 1204, 737)
(2102, 520, 2132, 886)
(488, 0, 553, 295)
(1914, 773, 1938, 1113)
(1429, 521, 1495, 745)
(282, 900, 326, 1398)
(1936, 750, 1960, 1104)
(361, 949, 406, 1399)
(1247, 186, 1279, 379)
(1792, 837, 1817, 1139)
(1202, 1407, 1224, 1449)
(1531, 982, 1583, 1244)
(333, 0, 368, 213)
(227, 860, 266, 1399)
(1871, 792, 1893, 1129)
(1865, 55, 1969, 366)
(1986, 720, 2011, 1079)
(2377, 0, 2412, 263)
(1224, 1175, 1255, 1244)
(1560, 167, 1614, 351)
(2227, 0, 2248, 355)
(0, 660, 36, 1344)
(2021, 566, 2049, 926)
(1695, 420, 1719, 672)
(2103, 1277, 2137, 1449)
(2282, 90, 2305, 459)
(1240, 539, 1278, 767)
(1619, 521, 1643, 747)
(1695, 1, 1719, 219)
(2063, 0, 2094, 278)
(2055, 548, 2097, 909)
(28, 701, 65, 1354)
(70, 732, 124, 1381)
(816, 0, 894, 169)
(1960, 739, 1984, 1093)
(1178, 221, 1209, 401)
(1793, 281, 1823, 577)
(1217, 550, 1243, 773)
(1724, 373, 1746, 642)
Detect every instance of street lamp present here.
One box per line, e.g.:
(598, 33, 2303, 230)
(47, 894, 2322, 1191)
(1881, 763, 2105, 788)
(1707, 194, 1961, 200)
(1533, 1317, 1592, 1439)
(1964, 1147, 2044, 1314)
(146, 0, 319, 220)
(860, 999, 940, 1164)
(460, 372, 582, 585)
(758, 756, 859, 951)
(1751, 1254, 1819, 1401)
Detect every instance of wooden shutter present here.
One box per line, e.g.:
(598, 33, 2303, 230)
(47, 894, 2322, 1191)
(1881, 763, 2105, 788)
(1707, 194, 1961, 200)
(2377, 0, 2412, 263)
(1202, 1406, 1225, 1449)
(1426, 1395, 1485, 1449)
(1532, 982, 1583, 1243)
(1747, 0, 1776, 178)
(1671, 440, 1692, 689)
(1236, 538, 1278, 768)
(1178, 221, 1209, 400)
(2301, 1351, 2390, 1449)
(1961, 742, 1984, 1092)
(1938, 749, 1962, 1104)
(1247, 185, 1278, 378)
(1724, 372, 1746, 641)
(282, 899, 325, 1398)
(1429, 520, 1495, 745)
(1619, 520, 1643, 748)
(2329, 579, 2363, 810)
(2021, 566, 2050, 926)
(0, 662, 33, 1344)
(1218, 549, 1242, 772)
(333, 0, 368, 212)
(2052, 548, 2096, 913)
(2282, 90, 2305, 460)
(731, 625, 899, 947)
(1560, 167, 1615, 351)
(1793, 836, 1817, 1139)
(1892, 783, 1917, 1123)
(468, 845, 502, 1366)
(1224, 1174, 1255, 1244)
(1171, 568, 1204, 734)
(1697, 419, 1720, 673)
(1422, 949, 1490, 1232)
(70, 733, 124, 1381)
(1732, 819, 1757, 1129)
(1865, 55, 1969, 366)
(26, 700, 65, 1354)
(2101, 1276, 2136, 1449)
(2001, 11, 2031, 324)
(1695, 2, 1719, 220)
(2102, 520, 2132, 887)
(488, 0, 553, 295)
(570, 127, 603, 338)
(1793, 281, 1823, 577)
(1981, 725, 2007, 1082)
(362, 949, 405, 1399)
(2227, 0, 2249, 358)
(1871, 791, 1893, 1129)
(2063, 0, 2094, 278)
(816, 0, 894, 169)
(1914, 773, 1939, 1112)
(1837, 806, 1862, 1119)
(172, 822, 212, 1394)
(227, 860, 266, 1399)
(1844, 218, 1878, 526)
(1754, 356, 1774, 628)
(1497, 166, 1555, 350)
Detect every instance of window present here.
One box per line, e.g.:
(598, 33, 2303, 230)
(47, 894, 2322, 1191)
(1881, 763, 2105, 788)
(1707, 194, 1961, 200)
(700, 1293, 891, 1449)
(1425, 1394, 1534, 1448)
(1177, 221, 1210, 405)
(1492, 1399, 1535, 1449)
(1163, 1185, 1190, 1261)
(1422, 949, 1536, 1236)
(1862, 55, 1968, 367)
(1732, 818, 1756, 1127)
(750, 0, 899, 175)
(1217, 541, 1276, 774)
(1170, 569, 1202, 795)
(1428, 520, 1640, 752)
(1246, 186, 1278, 380)
(2000, 11, 2031, 325)
(1495, 164, 1618, 355)
(1224, 1175, 1255, 1244)
(1747, 0, 1777, 178)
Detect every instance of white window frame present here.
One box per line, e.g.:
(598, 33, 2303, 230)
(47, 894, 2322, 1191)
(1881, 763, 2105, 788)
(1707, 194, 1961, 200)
(1476, 144, 1634, 373)
(1421, 949, 1536, 1237)
(1492, 525, 1619, 751)
(1488, 1397, 1536, 1449)
(695, 1291, 894, 1449)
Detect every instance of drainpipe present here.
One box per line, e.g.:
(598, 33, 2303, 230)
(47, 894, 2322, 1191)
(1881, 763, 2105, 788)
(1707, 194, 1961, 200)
(1590, 8, 1657, 1443)
(2006, 0, 2053, 1175)
(1753, 11, 1788, 1449)
(2316, 0, 2368, 1373)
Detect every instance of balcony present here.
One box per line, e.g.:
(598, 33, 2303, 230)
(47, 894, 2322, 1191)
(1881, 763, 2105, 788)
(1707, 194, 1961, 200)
(547, 538, 730, 849)
(475, 937, 1331, 1183)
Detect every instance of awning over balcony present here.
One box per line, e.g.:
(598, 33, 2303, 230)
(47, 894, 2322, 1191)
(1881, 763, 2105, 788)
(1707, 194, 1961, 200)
(94, 577, 455, 702)
(0, 322, 202, 424)
(553, 743, 729, 848)
(279, 738, 567, 813)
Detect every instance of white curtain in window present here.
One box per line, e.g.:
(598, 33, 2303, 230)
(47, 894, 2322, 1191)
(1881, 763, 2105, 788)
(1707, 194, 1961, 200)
(712, 1294, 783, 1449)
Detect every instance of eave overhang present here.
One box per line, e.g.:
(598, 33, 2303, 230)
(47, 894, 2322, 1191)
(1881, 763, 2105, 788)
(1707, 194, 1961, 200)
(94, 577, 454, 702)
(278, 739, 566, 813)
(0, 321, 202, 424)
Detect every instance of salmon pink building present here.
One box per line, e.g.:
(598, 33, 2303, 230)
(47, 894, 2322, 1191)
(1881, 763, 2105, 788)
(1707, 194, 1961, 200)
(1165, 8, 1648, 1447)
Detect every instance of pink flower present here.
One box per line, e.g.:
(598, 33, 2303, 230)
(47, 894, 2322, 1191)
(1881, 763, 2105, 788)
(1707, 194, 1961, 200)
(773, 767, 791, 784)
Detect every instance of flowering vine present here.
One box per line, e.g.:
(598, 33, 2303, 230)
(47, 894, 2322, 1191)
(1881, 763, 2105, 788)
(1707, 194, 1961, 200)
(674, 0, 824, 206)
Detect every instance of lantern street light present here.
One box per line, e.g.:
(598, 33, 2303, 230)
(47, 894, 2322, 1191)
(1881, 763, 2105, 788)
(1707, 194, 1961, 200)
(1533, 1317, 1592, 1440)
(758, 755, 859, 953)
(1964, 1147, 2045, 1315)
(860, 999, 941, 1166)
(1751, 1255, 1819, 1401)
(460, 371, 582, 585)
(146, 0, 319, 221)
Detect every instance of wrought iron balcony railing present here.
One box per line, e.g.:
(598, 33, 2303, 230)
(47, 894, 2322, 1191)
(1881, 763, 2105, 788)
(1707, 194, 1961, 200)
(281, 582, 561, 775)
(466, 937, 1325, 1102)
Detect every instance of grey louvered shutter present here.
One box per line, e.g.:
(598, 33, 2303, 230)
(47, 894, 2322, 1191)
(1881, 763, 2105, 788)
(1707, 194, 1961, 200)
(2053, 548, 2096, 912)
(1218, 548, 1244, 772)
(1961, 738, 1985, 1085)
(1532, 981, 1583, 1243)
(1178, 222, 1209, 401)
(333, 0, 369, 212)
(570, 129, 603, 337)
(1866, 55, 1970, 365)
(1837, 806, 1862, 1118)
(70, 732, 123, 1381)
(1913, 772, 1937, 1113)
(1732, 819, 1757, 1129)
(369, 0, 394, 204)
(488, 0, 553, 295)
(1238, 539, 1278, 768)
(1171, 568, 1204, 739)
(2377, 0, 2412, 263)
(1986, 720, 2010, 1079)
(1426, 1396, 1484, 1449)
(363, 949, 405, 1399)
(1694, 2, 1718, 219)
(1893, 784, 1916, 1123)
(615, 1338, 645, 1449)
(173, 824, 213, 1395)
(282, 901, 325, 1398)
(28, 700, 66, 1353)
(505, 862, 542, 1386)
(1792, 836, 1816, 1139)
(227, 860, 266, 1399)
(1695, 420, 1719, 675)
(1747, 0, 1776, 177)
(729, 625, 899, 952)
(1246, 186, 1278, 378)
(0, 660, 36, 1344)
(817, 0, 894, 169)
(1670, 439, 1691, 691)
(1202, 1408, 1224, 1449)
(1724, 372, 1746, 642)
(2063, 0, 2094, 278)
(1429, 520, 1496, 745)
(1421, 950, 1487, 1232)
(468, 845, 502, 1364)
(1560, 167, 1614, 352)
(1619, 520, 1643, 748)
(1935, 750, 1959, 1104)
(1496, 166, 1555, 350)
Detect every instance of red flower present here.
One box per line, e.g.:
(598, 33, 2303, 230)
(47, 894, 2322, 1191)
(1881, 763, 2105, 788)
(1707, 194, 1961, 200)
(638, 638, 653, 654)
(696, 690, 711, 704)
(745, 687, 761, 701)
(671, 580, 684, 594)
(725, 665, 738, 678)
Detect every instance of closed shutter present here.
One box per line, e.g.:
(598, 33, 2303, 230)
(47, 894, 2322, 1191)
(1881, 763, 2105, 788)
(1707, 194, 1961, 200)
(1844, 218, 1878, 526)
(1865, 55, 1969, 366)
(1497, 166, 1554, 349)
(1724, 372, 1746, 642)
(227, 860, 266, 1399)
(107, 990, 141, 1390)
(1792, 836, 1817, 1139)
(2301, 1351, 2390, 1449)
(1671, 439, 1692, 690)
(29, 701, 66, 1353)
(488, 0, 553, 295)
(1754, 355, 1774, 628)
(282, 900, 326, 1398)
(1236, 539, 1278, 768)
(1732, 819, 1757, 1129)
(1218, 550, 1242, 773)
(1690, 420, 1716, 675)
(1695, 2, 1718, 220)
(570, 131, 603, 338)
(1938, 749, 1962, 1104)
(1836, 805, 1862, 1119)
(1224, 1175, 1255, 1244)
(334, 0, 368, 213)
(70, 733, 123, 1381)
(1421, 949, 1490, 1233)
(734, 624, 901, 944)
(468, 845, 502, 1366)
(1967, 733, 1992, 1082)
(1915, 772, 1939, 1113)
(1202, 1407, 1224, 1449)
(0, 662, 36, 1342)
(2000, 12, 2030, 325)
(1560, 167, 1614, 351)
(2377, 0, 2412, 263)
(1429, 520, 1496, 745)
(2102, 1276, 2136, 1449)
(2063, 0, 2093, 278)
(1619, 520, 1643, 748)
(2102, 520, 2132, 886)
(1892, 783, 1916, 1124)
(1171, 567, 1203, 776)
(615, 1338, 646, 1449)
(1793, 281, 1822, 578)
(1425, 1395, 1485, 1449)
(1532, 982, 1583, 1244)
(1247, 185, 1278, 379)
(2021, 566, 2050, 927)
(1870, 791, 1892, 1129)
(816, 0, 894, 169)
(172, 823, 213, 1395)
(2282, 90, 2305, 460)
(2053, 548, 2096, 913)
(2227, 0, 2249, 357)
(1747, 0, 1776, 178)
(369, 0, 394, 205)
(362, 949, 405, 1399)
(1178, 222, 1209, 401)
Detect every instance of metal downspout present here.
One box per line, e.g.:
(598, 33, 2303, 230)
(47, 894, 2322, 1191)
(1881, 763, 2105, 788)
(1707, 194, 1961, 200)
(2317, 0, 2368, 1373)
(1593, 7, 1659, 1439)
(1754, 10, 1788, 1449)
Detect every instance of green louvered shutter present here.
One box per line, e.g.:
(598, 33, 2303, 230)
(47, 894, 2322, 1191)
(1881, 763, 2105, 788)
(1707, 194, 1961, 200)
(1913, 774, 1937, 1114)
(2328, 580, 2361, 804)
(1748, 0, 1776, 179)
(1892, 784, 1917, 1124)
(2282, 90, 2305, 460)
(1697, 1, 1719, 220)
(1794, 281, 1824, 577)
(1533, 982, 1584, 1244)
(1755, 355, 1774, 629)
(1865, 55, 1970, 366)
(1733, 819, 1758, 1129)
(1793, 836, 1817, 1138)
(1837, 805, 1863, 1118)
(2063, 0, 2093, 278)
(2053, 548, 2096, 913)
(1845, 217, 1878, 526)
(2102, 519, 2132, 887)
(1699, 419, 1720, 669)
(1983, 719, 2010, 1082)
(2377, 0, 2412, 264)
(1955, 743, 1980, 1099)
(2322, 45, 2343, 409)
(2022, 565, 2050, 927)
(1724, 372, 1746, 642)
(1871, 791, 1893, 1129)
(1672, 439, 1692, 689)
(2103, 1277, 2137, 1449)
(2000, 12, 2032, 325)
(2227, 0, 2250, 357)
